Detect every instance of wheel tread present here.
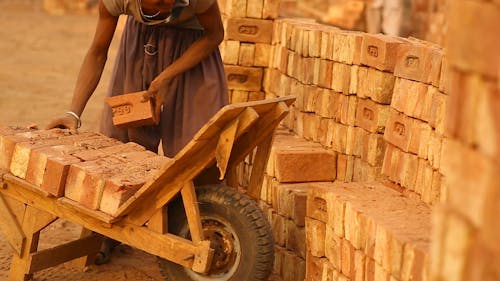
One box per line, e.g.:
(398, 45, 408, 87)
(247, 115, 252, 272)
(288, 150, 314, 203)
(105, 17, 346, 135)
(158, 184, 274, 281)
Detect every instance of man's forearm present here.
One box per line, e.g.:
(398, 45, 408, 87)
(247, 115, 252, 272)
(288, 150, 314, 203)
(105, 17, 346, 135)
(70, 50, 108, 116)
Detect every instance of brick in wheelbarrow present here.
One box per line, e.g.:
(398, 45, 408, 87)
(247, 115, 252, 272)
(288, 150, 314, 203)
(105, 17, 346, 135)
(100, 155, 172, 215)
(27, 135, 121, 195)
(64, 156, 128, 208)
(65, 147, 166, 211)
(10, 131, 117, 180)
(26, 134, 132, 196)
(0, 127, 56, 171)
(71, 140, 143, 161)
(8, 129, 79, 178)
(64, 142, 149, 206)
(24, 132, 100, 186)
(78, 150, 160, 210)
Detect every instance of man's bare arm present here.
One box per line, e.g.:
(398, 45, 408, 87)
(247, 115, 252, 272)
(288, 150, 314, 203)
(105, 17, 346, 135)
(47, 0, 118, 130)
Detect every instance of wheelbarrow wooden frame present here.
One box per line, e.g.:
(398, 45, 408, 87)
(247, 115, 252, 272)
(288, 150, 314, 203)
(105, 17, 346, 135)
(0, 96, 295, 281)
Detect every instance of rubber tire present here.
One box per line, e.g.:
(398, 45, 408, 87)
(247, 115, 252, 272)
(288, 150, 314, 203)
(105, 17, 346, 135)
(158, 184, 274, 281)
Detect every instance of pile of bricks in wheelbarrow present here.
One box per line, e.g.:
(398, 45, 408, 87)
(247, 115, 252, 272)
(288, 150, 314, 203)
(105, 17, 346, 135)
(0, 127, 171, 216)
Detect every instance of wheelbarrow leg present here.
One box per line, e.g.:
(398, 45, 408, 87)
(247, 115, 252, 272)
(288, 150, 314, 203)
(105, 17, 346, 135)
(148, 206, 168, 234)
(71, 228, 100, 269)
(8, 206, 57, 281)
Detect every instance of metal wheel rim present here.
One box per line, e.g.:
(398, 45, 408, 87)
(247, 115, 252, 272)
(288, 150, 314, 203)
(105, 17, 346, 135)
(183, 215, 242, 281)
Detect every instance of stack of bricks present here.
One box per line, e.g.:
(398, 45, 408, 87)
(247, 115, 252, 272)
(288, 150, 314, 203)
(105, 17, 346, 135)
(305, 181, 432, 281)
(380, 36, 447, 205)
(430, 0, 500, 280)
(258, 130, 337, 281)
(218, 0, 281, 103)
(300, 31, 447, 281)
(266, 20, 401, 183)
(259, 19, 450, 281)
(0, 128, 169, 216)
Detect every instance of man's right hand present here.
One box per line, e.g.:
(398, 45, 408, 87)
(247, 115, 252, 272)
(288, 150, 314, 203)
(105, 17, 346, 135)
(46, 114, 79, 133)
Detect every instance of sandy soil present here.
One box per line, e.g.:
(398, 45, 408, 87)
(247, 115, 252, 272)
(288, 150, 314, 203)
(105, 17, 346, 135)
(0, 0, 118, 131)
(0, 2, 281, 280)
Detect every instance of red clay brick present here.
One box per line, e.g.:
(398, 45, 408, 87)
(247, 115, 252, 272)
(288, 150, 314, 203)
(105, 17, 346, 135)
(325, 226, 342, 270)
(391, 78, 429, 120)
(341, 239, 355, 278)
(10, 130, 82, 179)
(225, 18, 274, 44)
(224, 65, 264, 91)
(361, 34, 406, 72)
(106, 92, 158, 128)
(72, 141, 143, 161)
(273, 147, 337, 183)
(99, 155, 171, 214)
(24, 132, 100, 185)
(394, 41, 443, 84)
(358, 68, 396, 104)
(305, 252, 325, 281)
(285, 219, 306, 259)
(64, 157, 125, 203)
(384, 109, 413, 152)
(306, 186, 330, 223)
(0, 126, 34, 170)
(355, 98, 390, 133)
(276, 183, 309, 226)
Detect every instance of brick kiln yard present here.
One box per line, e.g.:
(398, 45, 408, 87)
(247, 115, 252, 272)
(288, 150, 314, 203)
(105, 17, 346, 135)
(0, 4, 284, 280)
(1, 0, 499, 281)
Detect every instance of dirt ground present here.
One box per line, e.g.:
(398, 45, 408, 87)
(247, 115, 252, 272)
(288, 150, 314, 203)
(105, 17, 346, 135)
(0, 1, 280, 280)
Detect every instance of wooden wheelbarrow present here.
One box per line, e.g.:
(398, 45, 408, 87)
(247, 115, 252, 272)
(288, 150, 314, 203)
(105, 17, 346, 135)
(0, 96, 295, 281)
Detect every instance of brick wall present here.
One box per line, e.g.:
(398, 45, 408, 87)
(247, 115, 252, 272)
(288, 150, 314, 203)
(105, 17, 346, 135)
(431, 0, 500, 280)
(219, 10, 453, 279)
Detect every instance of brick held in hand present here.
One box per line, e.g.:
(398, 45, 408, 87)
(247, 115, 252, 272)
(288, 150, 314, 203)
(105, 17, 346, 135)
(106, 91, 159, 129)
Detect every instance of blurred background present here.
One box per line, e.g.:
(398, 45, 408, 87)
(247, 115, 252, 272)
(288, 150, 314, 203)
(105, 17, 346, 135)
(0, 1, 498, 281)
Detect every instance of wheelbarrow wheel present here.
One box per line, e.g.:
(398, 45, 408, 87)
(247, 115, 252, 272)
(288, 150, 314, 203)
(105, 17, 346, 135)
(158, 184, 274, 281)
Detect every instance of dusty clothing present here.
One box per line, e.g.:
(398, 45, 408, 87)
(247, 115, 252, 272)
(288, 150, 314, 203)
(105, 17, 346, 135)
(99, 16, 228, 157)
(102, 0, 215, 29)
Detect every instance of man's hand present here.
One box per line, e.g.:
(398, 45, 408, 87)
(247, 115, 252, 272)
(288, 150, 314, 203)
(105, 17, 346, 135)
(144, 74, 177, 123)
(46, 114, 79, 133)
(144, 77, 168, 124)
